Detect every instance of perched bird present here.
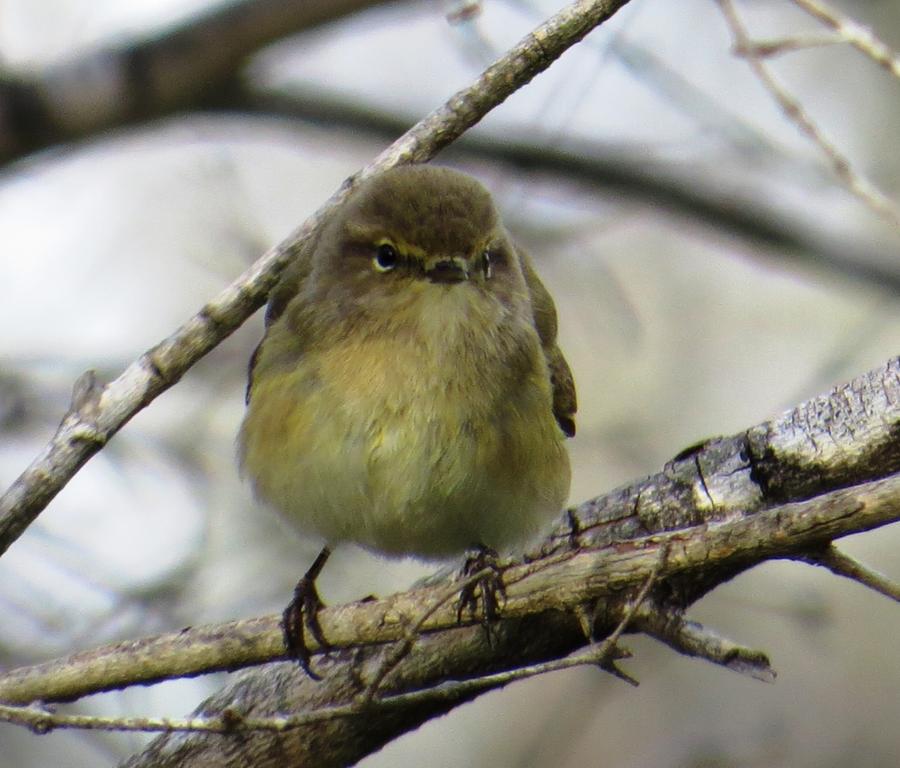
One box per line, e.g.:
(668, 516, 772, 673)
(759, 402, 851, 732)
(239, 165, 576, 672)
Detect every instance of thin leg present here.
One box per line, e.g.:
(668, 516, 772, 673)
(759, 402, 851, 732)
(282, 545, 332, 679)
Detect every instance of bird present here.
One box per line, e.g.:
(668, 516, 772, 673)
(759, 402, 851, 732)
(238, 164, 576, 674)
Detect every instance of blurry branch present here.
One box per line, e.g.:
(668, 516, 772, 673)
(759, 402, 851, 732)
(511, 0, 827, 180)
(223, 87, 900, 293)
(2, 0, 896, 290)
(735, 32, 845, 57)
(0, 0, 634, 549)
(717, 0, 900, 226)
(790, 0, 900, 78)
(603, 33, 819, 172)
(0, 357, 897, 766)
(0, 0, 392, 165)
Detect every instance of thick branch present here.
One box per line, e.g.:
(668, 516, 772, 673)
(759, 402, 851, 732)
(0, 470, 896, 707)
(0, 356, 897, 766)
(0, 0, 633, 557)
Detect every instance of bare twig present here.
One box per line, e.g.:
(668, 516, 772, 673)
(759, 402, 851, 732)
(789, 0, 900, 78)
(0, 0, 633, 558)
(635, 605, 776, 682)
(736, 32, 843, 57)
(716, 0, 900, 225)
(0, 641, 631, 737)
(583, 549, 665, 685)
(359, 564, 504, 704)
(800, 545, 900, 603)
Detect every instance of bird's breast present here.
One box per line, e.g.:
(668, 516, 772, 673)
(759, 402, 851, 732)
(240, 301, 569, 558)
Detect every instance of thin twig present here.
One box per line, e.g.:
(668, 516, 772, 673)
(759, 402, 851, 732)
(635, 605, 776, 682)
(0, 639, 627, 736)
(736, 32, 843, 58)
(716, 0, 900, 225)
(584, 547, 665, 685)
(800, 545, 900, 603)
(789, 0, 900, 78)
(359, 564, 505, 704)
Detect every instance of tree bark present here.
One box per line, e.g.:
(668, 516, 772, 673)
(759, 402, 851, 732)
(3, 356, 889, 767)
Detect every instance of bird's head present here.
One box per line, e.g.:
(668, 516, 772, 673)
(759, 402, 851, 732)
(310, 166, 530, 326)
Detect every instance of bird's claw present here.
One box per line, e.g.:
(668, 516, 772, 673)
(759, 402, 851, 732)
(457, 545, 507, 646)
(282, 546, 333, 679)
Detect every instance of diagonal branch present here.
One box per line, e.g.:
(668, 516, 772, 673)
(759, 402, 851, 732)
(0, 0, 634, 558)
(799, 544, 900, 602)
(221, 87, 900, 294)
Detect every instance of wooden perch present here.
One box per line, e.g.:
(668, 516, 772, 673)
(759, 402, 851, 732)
(0, 356, 896, 767)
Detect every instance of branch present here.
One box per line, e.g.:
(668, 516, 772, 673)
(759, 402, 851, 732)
(0, 0, 392, 166)
(799, 545, 900, 602)
(225, 87, 900, 293)
(789, 0, 900, 78)
(0, 356, 896, 765)
(716, 0, 900, 225)
(633, 604, 776, 682)
(0, 0, 634, 558)
(2, 470, 893, 705)
(0, 569, 653, 735)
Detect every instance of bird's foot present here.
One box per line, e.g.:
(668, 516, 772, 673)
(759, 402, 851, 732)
(282, 546, 332, 679)
(457, 544, 507, 646)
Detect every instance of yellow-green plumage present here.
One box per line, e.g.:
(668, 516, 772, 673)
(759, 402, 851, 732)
(239, 165, 575, 558)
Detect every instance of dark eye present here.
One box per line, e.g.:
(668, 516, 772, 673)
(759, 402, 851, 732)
(481, 250, 493, 279)
(374, 243, 399, 272)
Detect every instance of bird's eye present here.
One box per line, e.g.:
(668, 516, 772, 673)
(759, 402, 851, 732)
(374, 243, 399, 272)
(481, 250, 493, 280)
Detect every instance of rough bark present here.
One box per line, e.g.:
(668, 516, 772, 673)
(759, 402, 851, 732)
(117, 356, 899, 767)
(1, 356, 895, 766)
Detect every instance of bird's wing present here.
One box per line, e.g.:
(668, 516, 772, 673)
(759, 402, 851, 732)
(517, 247, 577, 437)
(245, 235, 318, 404)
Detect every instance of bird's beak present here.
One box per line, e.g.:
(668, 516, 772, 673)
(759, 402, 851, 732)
(424, 257, 469, 284)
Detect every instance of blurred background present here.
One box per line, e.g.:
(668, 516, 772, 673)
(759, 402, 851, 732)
(0, 0, 899, 765)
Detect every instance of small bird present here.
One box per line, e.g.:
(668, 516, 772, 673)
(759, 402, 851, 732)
(238, 165, 576, 672)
